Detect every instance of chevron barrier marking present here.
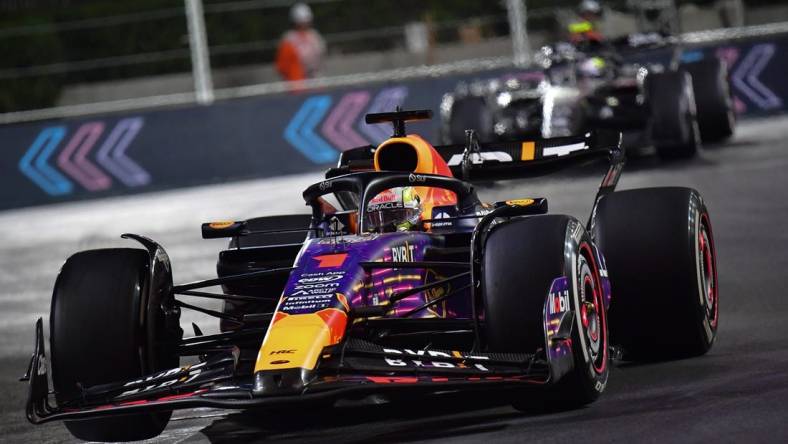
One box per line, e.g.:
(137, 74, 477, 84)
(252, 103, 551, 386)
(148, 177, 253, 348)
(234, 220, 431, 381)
(359, 87, 409, 144)
(96, 117, 150, 187)
(715, 47, 748, 114)
(320, 91, 370, 151)
(731, 43, 782, 111)
(18, 126, 72, 196)
(56, 122, 112, 191)
(284, 95, 337, 163)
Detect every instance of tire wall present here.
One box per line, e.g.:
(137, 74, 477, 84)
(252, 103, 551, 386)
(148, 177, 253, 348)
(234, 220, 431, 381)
(2, 33, 787, 210)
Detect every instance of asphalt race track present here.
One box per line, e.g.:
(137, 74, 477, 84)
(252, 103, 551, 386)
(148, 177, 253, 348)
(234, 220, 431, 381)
(2, 115, 788, 443)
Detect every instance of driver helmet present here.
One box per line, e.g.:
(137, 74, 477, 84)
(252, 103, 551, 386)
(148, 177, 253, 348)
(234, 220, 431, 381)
(366, 187, 422, 232)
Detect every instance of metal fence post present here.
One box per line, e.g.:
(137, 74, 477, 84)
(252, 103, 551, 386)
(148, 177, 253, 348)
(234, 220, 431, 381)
(506, 0, 531, 67)
(185, 0, 214, 105)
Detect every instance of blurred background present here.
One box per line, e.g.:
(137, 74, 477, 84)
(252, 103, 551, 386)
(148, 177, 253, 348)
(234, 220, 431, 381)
(0, 0, 782, 114)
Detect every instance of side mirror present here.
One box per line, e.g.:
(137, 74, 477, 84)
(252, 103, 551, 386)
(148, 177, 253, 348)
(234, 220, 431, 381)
(201, 221, 247, 239)
(493, 198, 548, 215)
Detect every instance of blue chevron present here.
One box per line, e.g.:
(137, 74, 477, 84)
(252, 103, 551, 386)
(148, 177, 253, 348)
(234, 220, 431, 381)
(681, 50, 704, 63)
(18, 126, 72, 196)
(284, 95, 337, 164)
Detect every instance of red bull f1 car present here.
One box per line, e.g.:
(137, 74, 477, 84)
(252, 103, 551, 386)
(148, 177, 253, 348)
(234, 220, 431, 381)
(22, 109, 719, 442)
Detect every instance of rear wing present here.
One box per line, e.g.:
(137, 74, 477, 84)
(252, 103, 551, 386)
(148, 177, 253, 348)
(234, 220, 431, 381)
(333, 130, 624, 182)
(435, 130, 623, 181)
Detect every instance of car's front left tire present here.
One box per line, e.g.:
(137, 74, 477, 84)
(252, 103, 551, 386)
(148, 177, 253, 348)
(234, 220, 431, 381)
(51, 248, 178, 442)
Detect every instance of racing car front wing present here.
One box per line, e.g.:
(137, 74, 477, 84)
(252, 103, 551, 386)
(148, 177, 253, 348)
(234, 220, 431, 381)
(23, 318, 552, 424)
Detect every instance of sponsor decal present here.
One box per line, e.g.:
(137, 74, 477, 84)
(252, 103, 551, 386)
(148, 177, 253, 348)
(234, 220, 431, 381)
(292, 271, 343, 295)
(391, 242, 415, 262)
(550, 287, 571, 314)
(297, 274, 344, 284)
(505, 198, 535, 207)
(281, 293, 335, 312)
(368, 201, 404, 211)
(117, 364, 204, 398)
(317, 233, 379, 244)
(370, 189, 397, 203)
(408, 173, 427, 183)
(325, 215, 347, 235)
(314, 253, 348, 268)
(208, 221, 234, 229)
(382, 348, 490, 371)
(318, 180, 331, 191)
(430, 205, 456, 228)
(447, 151, 513, 166)
(543, 142, 588, 157)
(290, 282, 340, 296)
(270, 349, 296, 355)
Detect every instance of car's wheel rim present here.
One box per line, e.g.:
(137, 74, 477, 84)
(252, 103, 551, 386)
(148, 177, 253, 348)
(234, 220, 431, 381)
(698, 214, 718, 329)
(579, 245, 607, 374)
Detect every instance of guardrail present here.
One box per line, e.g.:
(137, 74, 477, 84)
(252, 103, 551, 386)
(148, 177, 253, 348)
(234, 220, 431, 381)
(2, 20, 787, 126)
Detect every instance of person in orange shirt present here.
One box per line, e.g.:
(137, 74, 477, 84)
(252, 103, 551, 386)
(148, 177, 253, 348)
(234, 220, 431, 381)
(569, 0, 605, 46)
(275, 3, 326, 82)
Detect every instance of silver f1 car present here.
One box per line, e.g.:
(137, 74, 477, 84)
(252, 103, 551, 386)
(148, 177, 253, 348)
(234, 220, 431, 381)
(441, 35, 736, 158)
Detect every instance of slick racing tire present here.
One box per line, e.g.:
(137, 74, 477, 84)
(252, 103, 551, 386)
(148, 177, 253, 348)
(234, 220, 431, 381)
(647, 70, 700, 159)
(684, 58, 735, 143)
(445, 96, 494, 144)
(482, 215, 609, 410)
(50, 249, 178, 442)
(593, 188, 718, 360)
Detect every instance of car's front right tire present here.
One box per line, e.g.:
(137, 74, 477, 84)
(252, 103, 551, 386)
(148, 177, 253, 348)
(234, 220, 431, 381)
(481, 215, 609, 411)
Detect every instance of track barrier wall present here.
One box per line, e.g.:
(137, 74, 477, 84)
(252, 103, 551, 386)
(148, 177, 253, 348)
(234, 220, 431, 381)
(1, 32, 787, 210)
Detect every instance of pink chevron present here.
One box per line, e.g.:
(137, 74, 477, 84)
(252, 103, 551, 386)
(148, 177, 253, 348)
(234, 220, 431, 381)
(716, 47, 747, 114)
(56, 122, 111, 191)
(320, 91, 371, 150)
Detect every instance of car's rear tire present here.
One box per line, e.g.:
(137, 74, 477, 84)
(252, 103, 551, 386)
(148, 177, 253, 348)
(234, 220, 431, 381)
(593, 188, 718, 360)
(647, 71, 700, 158)
(482, 215, 609, 410)
(684, 58, 735, 143)
(446, 96, 494, 144)
(51, 248, 177, 442)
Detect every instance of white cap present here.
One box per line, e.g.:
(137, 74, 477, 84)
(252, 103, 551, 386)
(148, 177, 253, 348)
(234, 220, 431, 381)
(290, 3, 313, 25)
